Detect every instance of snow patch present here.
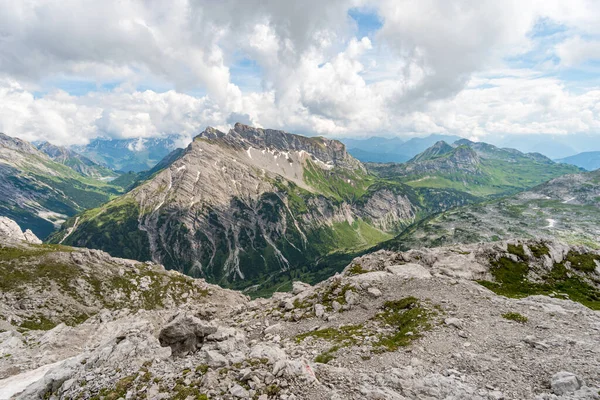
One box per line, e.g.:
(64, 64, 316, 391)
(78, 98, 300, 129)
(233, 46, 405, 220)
(546, 219, 556, 228)
(176, 165, 186, 172)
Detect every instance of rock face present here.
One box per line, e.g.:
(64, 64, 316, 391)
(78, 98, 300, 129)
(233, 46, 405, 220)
(55, 123, 436, 289)
(0, 217, 41, 244)
(1, 237, 599, 400)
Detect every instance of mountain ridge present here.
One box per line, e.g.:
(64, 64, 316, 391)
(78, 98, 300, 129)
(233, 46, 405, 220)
(50, 124, 476, 294)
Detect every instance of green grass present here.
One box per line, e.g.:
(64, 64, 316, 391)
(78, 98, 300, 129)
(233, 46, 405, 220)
(347, 263, 370, 276)
(373, 297, 432, 351)
(565, 251, 600, 273)
(502, 312, 528, 323)
(478, 252, 600, 310)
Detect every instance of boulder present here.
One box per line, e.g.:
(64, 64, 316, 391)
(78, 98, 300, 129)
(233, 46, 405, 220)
(551, 371, 583, 395)
(158, 314, 217, 356)
(314, 304, 325, 318)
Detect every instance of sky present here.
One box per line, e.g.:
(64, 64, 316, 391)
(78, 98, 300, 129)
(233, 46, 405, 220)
(1, 0, 600, 147)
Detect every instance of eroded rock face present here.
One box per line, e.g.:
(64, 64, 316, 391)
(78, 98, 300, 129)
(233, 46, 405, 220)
(158, 314, 217, 356)
(0, 217, 41, 244)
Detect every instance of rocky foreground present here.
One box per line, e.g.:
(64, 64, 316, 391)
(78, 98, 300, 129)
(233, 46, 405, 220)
(0, 225, 599, 399)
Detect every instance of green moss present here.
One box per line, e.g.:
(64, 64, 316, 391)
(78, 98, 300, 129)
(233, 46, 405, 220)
(19, 315, 57, 331)
(347, 263, 369, 276)
(320, 281, 356, 311)
(565, 251, 600, 273)
(478, 256, 600, 310)
(314, 346, 340, 364)
(100, 374, 137, 400)
(507, 244, 527, 260)
(296, 324, 366, 346)
(502, 312, 528, 323)
(529, 243, 550, 258)
(195, 364, 209, 374)
(373, 297, 432, 351)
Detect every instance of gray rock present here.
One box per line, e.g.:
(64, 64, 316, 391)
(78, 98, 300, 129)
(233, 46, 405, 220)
(332, 301, 342, 312)
(367, 287, 382, 298)
(204, 350, 228, 368)
(292, 281, 311, 295)
(444, 317, 463, 329)
(551, 371, 583, 395)
(264, 323, 282, 335)
(314, 304, 325, 318)
(158, 314, 217, 356)
(230, 383, 250, 398)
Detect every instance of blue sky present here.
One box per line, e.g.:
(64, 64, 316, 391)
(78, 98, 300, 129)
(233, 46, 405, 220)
(1, 0, 600, 148)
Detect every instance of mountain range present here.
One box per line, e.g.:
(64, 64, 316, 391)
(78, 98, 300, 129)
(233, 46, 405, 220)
(367, 139, 580, 197)
(1, 125, 600, 399)
(0, 133, 129, 239)
(556, 151, 600, 171)
(51, 124, 480, 295)
(71, 136, 184, 173)
(340, 134, 463, 163)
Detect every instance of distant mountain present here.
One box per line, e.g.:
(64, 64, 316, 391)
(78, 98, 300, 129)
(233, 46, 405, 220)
(556, 151, 600, 171)
(35, 141, 117, 178)
(488, 133, 600, 159)
(368, 139, 580, 197)
(340, 134, 463, 163)
(71, 136, 186, 172)
(0, 133, 127, 239)
(384, 169, 600, 251)
(51, 123, 477, 294)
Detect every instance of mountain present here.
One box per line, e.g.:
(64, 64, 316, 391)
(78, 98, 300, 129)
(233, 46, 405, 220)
(556, 151, 600, 171)
(385, 169, 600, 251)
(0, 133, 127, 239)
(341, 134, 463, 163)
(35, 141, 117, 178)
(2, 224, 600, 399)
(368, 139, 580, 197)
(51, 124, 477, 294)
(71, 136, 185, 173)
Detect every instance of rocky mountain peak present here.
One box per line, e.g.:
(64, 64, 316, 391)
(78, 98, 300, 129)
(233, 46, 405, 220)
(409, 140, 454, 162)
(0, 132, 41, 155)
(194, 123, 364, 172)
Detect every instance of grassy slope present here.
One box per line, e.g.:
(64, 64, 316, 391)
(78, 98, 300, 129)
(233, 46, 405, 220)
(398, 158, 580, 197)
(1, 152, 131, 239)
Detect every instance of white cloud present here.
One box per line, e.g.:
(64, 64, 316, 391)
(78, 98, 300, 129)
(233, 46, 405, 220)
(1, 0, 600, 146)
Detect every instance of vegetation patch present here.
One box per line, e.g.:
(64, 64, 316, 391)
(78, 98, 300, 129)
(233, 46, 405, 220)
(347, 263, 370, 276)
(478, 254, 600, 310)
(529, 243, 550, 258)
(565, 251, 600, 273)
(502, 312, 528, 323)
(320, 280, 356, 311)
(373, 297, 432, 351)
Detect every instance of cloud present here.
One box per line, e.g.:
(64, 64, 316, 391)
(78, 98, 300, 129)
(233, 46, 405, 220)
(1, 0, 600, 145)
(555, 36, 600, 67)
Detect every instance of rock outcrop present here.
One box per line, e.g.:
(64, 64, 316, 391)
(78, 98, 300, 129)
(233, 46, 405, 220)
(1, 237, 599, 399)
(0, 217, 41, 244)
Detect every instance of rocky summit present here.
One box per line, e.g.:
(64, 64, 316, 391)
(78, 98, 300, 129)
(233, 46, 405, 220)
(50, 124, 476, 294)
(1, 219, 599, 399)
